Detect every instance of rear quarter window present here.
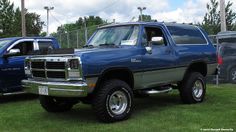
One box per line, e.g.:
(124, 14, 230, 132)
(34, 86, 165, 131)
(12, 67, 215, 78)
(219, 38, 236, 44)
(167, 25, 207, 45)
(38, 41, 54, 50)
(221, 45, 236, 56)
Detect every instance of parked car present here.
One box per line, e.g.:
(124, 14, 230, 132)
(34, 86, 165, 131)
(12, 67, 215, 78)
(22, 22, 217, 122)
(216, 31, 236, 83)
(0, 37, 60, 95)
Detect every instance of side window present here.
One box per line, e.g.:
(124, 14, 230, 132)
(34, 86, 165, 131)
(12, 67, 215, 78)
(142, 27, 167, 46)
(38, 41, 54, 50)
(10, 41, 34, 56)
(167, 25, 207, 45)
(219, 38, 236, 44)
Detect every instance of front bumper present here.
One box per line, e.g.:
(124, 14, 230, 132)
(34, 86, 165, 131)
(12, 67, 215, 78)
(22, 79, 88, 97)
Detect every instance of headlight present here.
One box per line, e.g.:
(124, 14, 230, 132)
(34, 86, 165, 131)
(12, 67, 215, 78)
(69, 59, 79, 69)
(24, 60, 31, 76)
(24, 60, 30, 70)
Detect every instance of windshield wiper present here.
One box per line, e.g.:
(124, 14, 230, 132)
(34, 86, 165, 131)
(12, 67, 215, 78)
(83, 44, 94, 48)
(99, 43, 118, 47)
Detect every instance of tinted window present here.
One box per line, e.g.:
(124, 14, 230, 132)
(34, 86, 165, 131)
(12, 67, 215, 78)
(143, 27, 167, 46)
(38, 41, 54, 50)
(219, 38, 236, 44)
(167, 25, 207, 45)
(11, 41, 34, 55)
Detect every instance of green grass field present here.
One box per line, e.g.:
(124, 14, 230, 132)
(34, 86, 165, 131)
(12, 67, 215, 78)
(0, 84, 235, 132)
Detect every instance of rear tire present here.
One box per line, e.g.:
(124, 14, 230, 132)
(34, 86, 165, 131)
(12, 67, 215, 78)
(179, 72, 206, 104)
(39, 96, 76, 112)
(229, 67, 236, 83)
(93, 79, 133, 123)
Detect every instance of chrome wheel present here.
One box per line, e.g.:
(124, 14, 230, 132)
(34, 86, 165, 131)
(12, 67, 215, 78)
(108, 90, 128, 115)
(192, 80, 203, 98)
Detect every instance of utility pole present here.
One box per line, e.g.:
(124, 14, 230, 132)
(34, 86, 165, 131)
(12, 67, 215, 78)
(137, 7, 146, 21)
(44, 6, 54, 36)
(84, 19, 88, 43)
(220, 0, 227, 32)
(21, 0, 26, 37)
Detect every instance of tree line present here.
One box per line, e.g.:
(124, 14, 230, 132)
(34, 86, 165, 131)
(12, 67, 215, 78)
(0, 0, 236, 38)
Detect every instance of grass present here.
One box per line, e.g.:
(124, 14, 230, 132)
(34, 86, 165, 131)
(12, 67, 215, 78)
(0, 84, 236, 132)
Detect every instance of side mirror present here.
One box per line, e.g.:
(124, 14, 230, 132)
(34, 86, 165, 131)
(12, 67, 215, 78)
(151, 37, 164, 46)
(3, 49, 20, 58)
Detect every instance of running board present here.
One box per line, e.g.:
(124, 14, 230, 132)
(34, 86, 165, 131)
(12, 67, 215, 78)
(2, 91, 27, 96)
(142, 88, 172, 95)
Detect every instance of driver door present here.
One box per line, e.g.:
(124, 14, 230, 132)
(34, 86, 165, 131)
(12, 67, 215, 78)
(140, 26, 177, 88)
(2, 40, 35, 92)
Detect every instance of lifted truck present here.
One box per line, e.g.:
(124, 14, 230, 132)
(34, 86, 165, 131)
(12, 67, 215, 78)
(22, 22, 217, 122)
(0, 37, 60, 96)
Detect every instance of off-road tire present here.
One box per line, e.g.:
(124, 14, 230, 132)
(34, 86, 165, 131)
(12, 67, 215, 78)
(93, 79, 133, 123)
(39, 96, 76, 112)
(180, 72, 206, 104)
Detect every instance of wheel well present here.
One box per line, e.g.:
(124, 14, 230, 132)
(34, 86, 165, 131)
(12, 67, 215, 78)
(185, 62, 207, 77)
(95, 68, 134, 90)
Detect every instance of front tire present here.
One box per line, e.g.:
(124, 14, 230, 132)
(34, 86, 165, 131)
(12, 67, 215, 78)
(39, 96, 76, 112)
(179, 72, 206, 104)
(93, 79, 133, 122)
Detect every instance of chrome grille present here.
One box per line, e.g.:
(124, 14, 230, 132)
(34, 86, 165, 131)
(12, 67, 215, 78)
(31, 60, 67, 80)
(31, 62, 44, 69)
(32, 71, 45, 78)
(47, 71, 65, 78)
(46, 62, 66, 69)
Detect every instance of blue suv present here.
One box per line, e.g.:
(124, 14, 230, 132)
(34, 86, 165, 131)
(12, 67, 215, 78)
(23, 22, 217, 122)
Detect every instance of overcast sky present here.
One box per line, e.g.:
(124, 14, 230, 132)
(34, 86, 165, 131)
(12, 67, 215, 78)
(9, 0, 236, 33)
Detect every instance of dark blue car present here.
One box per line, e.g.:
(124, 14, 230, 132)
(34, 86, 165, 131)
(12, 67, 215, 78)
(0, 37, 60, 95)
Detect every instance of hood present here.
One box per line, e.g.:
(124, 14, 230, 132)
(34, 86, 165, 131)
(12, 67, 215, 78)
(74, 47, 120, 56)
(74, 46, 139, 59)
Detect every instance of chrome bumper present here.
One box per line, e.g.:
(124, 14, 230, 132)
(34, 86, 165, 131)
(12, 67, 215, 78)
(22, 79, 88, 97)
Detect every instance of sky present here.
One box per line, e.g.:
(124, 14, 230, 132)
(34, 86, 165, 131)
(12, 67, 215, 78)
(9, 0, 236, 33)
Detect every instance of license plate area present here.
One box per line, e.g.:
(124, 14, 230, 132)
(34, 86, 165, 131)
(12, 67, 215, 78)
(38, 86, 49, 95)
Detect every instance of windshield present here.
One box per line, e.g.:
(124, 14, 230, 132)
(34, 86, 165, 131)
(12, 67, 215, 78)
(88, 25, 139, 47)
(0, 39, 11, 50)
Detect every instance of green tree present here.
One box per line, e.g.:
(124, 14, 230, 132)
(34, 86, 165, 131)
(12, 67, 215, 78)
(55, 16, 107, 48)
(201, 0, 236, 34)
(12, 8, 22, 36)
(0, 0, 15, 37)
(225, 1, 236, 31)
(138, 14, 153, 22)
(0, 0, 44, 37)
(57, 16, 106, 33)
(40, 32, 47, 37)
(25, 12, 44, 36)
